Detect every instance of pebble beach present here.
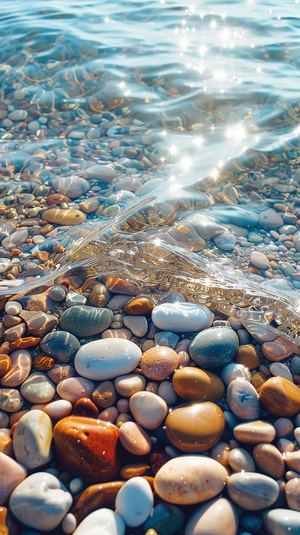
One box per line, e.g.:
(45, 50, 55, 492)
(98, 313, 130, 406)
(2, 1, 300, 534)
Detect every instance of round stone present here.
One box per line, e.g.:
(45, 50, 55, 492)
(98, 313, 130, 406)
(51, 176, 90, 199)
(42, 208, 86, 225)
(115, 477, 154, 527)
(264, 508, 300, 535)
(228, 448, 256, 473)
(124, 296, 155, 316)
(53, 416, 119, 481)
(60, 305, 113, 337)
(40, 331, 80, 362)
(152, 302, 213, 333)
(226, 378, 260, 420)
(56, 377, 95, 403)
(123, 315, 148, 337)
(227, 472, 279, 511)
(185, 497, 239, 535)
(129, 391, 168, 430)
(140, 346, 179, 381)
(20, 372, 55, 403)
(114, 374, 146, 397)
(83, 164, 116, 182)
(189, 327, 239, 371)
(260, 376, 300, 417)
(0, 388, 23, 412)
(233, 420, 276, 444)
(213, 232, 236, 251)
(165, 401, 225, 453)
(221, 362, 251, 385)
(13, 410, 53, 469)
(235, 344, 260, 370)
(249, 251, 269, 270)
(73, 508, 125, 535)
(172, 367, 225, 402)
(9, 472, 72, 531)
(75, 339, 142, 380)
(154, 455, 228, 505)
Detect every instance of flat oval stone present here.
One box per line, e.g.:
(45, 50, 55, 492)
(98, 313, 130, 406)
(285, 478, 300, 511)
(233, 420, 276, 444)
(51, 176, 90, 199)
(228, 448, 256, 472)
(260, 376, 300, 417)
(0, 349, 31, 387)
(75, 339, 142, 380)
(227, 378, 260, 420)
(43, 399, 72, 420)
(264, 508, 300, 535)
(13, 410, 53, 469)
(185, 497, 239, 535)
(115, 477, 154, 527)
(42, 208, 86, 225)
(250, 251, 269, 270)
(172, 367, 225, 402)
(114, 374, 146, 397)
(140, 346, 179, 381)
(0, 452, 27, 505)
(9, 472, 72, 531)
(130, 391, 168, 430)
(119, 421, 152, 455)
(56, 377, 95, 403)
(124, 296, 155, 316)
(0, 388, 23, 412)
(152, 302, 213, 333)
(60, 305, 113, 337)
(189, 327, 239, 371)
(40, 331, 80, 362)
(73, 508, 125, 535)
(53, 416, 119, 481)
(165, 402, 225, 453)
(20, 371, 56, 403)
(253, 443, 285, 478)
(83, 164, 116, 182)
(227, 472, 279, 510)
(154, 455, 228, 505)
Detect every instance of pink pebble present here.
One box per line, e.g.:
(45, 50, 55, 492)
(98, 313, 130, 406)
(56, 377, 95, 403)
(0, 452, 27, 504)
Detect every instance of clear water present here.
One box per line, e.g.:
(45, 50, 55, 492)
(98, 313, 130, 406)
(1, 0, 300, 331)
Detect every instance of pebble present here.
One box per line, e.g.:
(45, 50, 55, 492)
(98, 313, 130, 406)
(40, 331, 80, 362)
(118, 421, 152, 455)
(114, 374, 146, 397)
(75, 338, 142, 380)
(115, 477, 154, 527)
(65, 291, 87, 307)
(140, 346, 179, 380)
(185, 497, 239, 535)
(233, 420, 276, 444)
(226, 378, 260, 420)
(42, 208, 86, 225)
(0, 388, 23, 412)
(13, 410, 53, 469)
(106, 276, 140, 295)
(285, 478, 300, 511)
(71, 481, 124, 524)
(20, 371, 55, 403)
(73, 508, 125, 535)
(283, 451, 300, 472)
(151, 302, 213, 333)
(270, 361, 293, 382)
(249, 251, 269, 269)
(47, 363, 77, 385)
(92, 380, 117, 408)
(124, 296, 154, 316)
(213, 232, 236, 251)
(56, 377, 95, 403)
(43, 399, 72, 420)
(0, 349, 31, 387)
(154, 455, 228, 505)
(83, 164, 116, 182)
(143, 503, 184, 535)
(189, 326, 239, 371)
(259, 207, 284, 229)
(228, 448, 256, 472)
(129, 391, 168, 430)
(123, 314, 148, 337)
(60, 305, 113, 337)
(261, 340, 292, 361)
(172, 367, 225, 402)
(260, 376, 300, 417)
(221, 362, 251, 384)
(4, 301, 22, 315)
(263, 508, 300, 535)
(7, 109, 28, 121)
(2, 229, 28, 249)
(9, 472, 72, 531)
(165, 401, 225, 452)
(253, 443, 285, 478)
(0, 355, 12, 377)
(227, 472, 279, 510)
(73, 397, 99, 418)
(51, 176, 90, 199)
(53, 416, 119, 481)
(0, 452, 27, 505)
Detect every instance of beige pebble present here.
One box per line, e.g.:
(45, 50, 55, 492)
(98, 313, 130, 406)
(129, 391, 168, 430)
(277, 438, 295, 454)
(57, 377, 95, 403)
(253, 443, 285, 478)
(227, 378, 260, 420)
(233, 420, 276, 444)
(228, 448, 255, 473)
(274, 417, 294, 437)
(227, 472, 279, 510)
(123, 315, 148, 337)
(42, 208, 86, 225)
(119, 421, 152, 455)
(20, 372, 56, 403)
(154, 455, 228, 505)
(185, 497, 239, 535)
(210, 442, 230, 466)
(116, 413, 133, 427)
(43, 400, 73, 420)
(101, 328, 133, 340)
(114, 374, 146, 397)
(0, 388, 24, 413)
(285, 478, 300, 511)
(0, 349, 31, 387)
(13, 409, 53, 469)
(98, 406, 119, 423)
(284, 451, 300, 472)
(140, 346, 179, 381)
(92, 381, 117, 408)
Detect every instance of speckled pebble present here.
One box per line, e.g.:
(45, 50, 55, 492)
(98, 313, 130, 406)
(189, 327, 239, 371)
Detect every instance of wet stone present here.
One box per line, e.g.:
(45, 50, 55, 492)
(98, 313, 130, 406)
(172, 367, 225, 402)
(47, 364, 77, 385)
(83, 164, 116, 182)
(228, 448, 255, 473)
(259, 207, 284, 229)
(0, 349, 31, 388)
(40, 330, 80, 362)
(0, 389, 23, 413)
(124, 296, 155, 316)
(213, 232, 236, 251)
(19, 309, 58, 337)
(189, 326, 239, 371)
(227, 472, 279, 511)
(264, 508, 300, 535)
(56, 376, 95, 403)
(253, 443, 285, 478)
(249, 251, 269, 270)
(227, 378, 260, 420)
(152, 302, 213, 333)
(260, 376, 300, 417)
(51, 175, 90, 199)
(60, 305, 113, 337)
(0, 452, 27, 505)
(130, 391, 168, 430)
(140, 346, 179, 381)
(185, 497, 239, 535)
(233, 420, 276, 444)
(20, 371, 56, 403)
(119, 421, 152, 455)
(42, 208, 86, 225)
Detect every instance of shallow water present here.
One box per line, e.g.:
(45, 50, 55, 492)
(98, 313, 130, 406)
(1, 0, 300, 327)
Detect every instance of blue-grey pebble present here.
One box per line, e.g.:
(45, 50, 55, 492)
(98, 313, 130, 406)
(143, 503, 184, 534)
(206, 206, 259, 228)
(51, 176, 90, 199)
(155, 331, 179, 349)
(213, 232, 236, 251)
(48, 286, 67, 302)
(40, 331, 81, 362)
(189, 326, 239, 371)
(60, 305, 114, 337)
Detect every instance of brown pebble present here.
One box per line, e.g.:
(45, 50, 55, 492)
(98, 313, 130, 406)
(9, 337, 41, 350)
(285, 478, 300, 511)
(42, 208, 86, 226)
(46, 193, 71, 205)
(150, 452, 171, 474)
(120, 463, 150, 479)
(73, 397, 99, 418)
(91, 381, 117, 409)
(233, 420, 276, 444)
(260, 376, 300, 417)
(235, 344, 260, 370)
(251, 371, 267, 391)
(261, 340, 292, 361)
(47, 364, 76, 384)
(253, 443, 285, 478)
(141, 346, 179, 381)
(0, 355, 12, 377)
(172, 366, 225, 402)
(0, 434, 13, 457)
(33, 356, 55, 371)
(71, 481, 124, 524)
(124, 296, 155, 316)
(106, 276, 140, 295)
(0, 343, 10, 355)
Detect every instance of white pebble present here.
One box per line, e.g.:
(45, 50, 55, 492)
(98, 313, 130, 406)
(115, 477, 154, 527)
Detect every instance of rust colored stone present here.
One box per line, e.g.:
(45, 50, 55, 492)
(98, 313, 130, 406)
(251, 371, 266, 392)
(124, 296, 155, 316)
(40, 223, 55, 235)
(0, 343, 10, 355)
(53, 416, 119, 482)
(120, 463, 150, 479)
(261, 340, 293, 362)
(34, 355, 55, 371)
(9, 337, 41, 350)
(260, 376, 300, 417)
(47, 193, 71, 205)
(73, 397, 99, 418)
(150, 452, 171, 474)
(0, 434, 13, 457)
(71, 481, 124, 524)
(0, 355, 12, 377)
(37, 251, 49, 263)
(235, 344, 260, 370)
(106, 276, 140, 296)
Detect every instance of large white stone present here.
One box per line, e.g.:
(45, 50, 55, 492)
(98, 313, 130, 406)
(13, 409, 53, 469)
(9, 472, 72, 530)
(151, 302, 213, 333)
(115, 477, 154, 527)
(130, 391, 168, 430)
(74, 338, 142, 380)
(73, 508, 125, 535)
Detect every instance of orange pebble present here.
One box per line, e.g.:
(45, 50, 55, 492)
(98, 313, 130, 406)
(235, 344, 260, 370)
(0, 354, 12, 376)
(33, 355, 55, 371)
(73, 397, 99, 418)
(9, 337, 41, 350)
